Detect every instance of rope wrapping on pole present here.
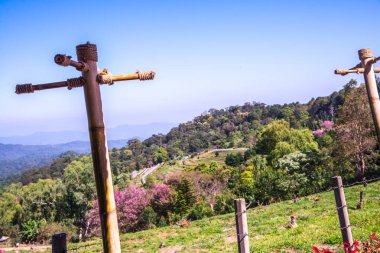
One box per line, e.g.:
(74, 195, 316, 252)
(76, 42, 98, 62)
(67, 77, 85, 90)
(15, 83, 34, 94)
(358, 48, 372, 60)
(137, 70, 155, 80)
(97, 73, 113, 85)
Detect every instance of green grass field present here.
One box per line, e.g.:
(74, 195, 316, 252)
(61, 180, 380, 253)
(150, 149, 245, 180)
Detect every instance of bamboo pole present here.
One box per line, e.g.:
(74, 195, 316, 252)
(358, 48, 380, 145)
(111, 73, 140, 81)
(15, 72, 151, 94)
(14, 42, 156, 253)
(335, 67, 380, 75)
(77, 42, 121, 253)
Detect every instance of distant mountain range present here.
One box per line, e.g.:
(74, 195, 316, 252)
(0, 122, 177, 177)
(0, 123, 177, 145)
(0, 140, 127, 179)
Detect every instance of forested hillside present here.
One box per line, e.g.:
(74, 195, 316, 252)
(1, 80, 379, 245)
(0, 140, 128, 180)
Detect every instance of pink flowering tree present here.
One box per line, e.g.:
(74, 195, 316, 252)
(85, 183, 178, 236)
(85, 185, 151, 236)
(313, 120, 335, 137)
(321, 120, 334, 131)
(313, 129, 325, 137)
(117, 186, 151, 232)
(150, 183, 176, 223)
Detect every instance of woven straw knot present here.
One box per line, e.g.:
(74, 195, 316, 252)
(358, 48, 373, 60)
(76, 42, 98, 62)
(67, 77, 85, 90)
(97, 73, 113, 85)
(15, 84, 34, 94)
(137, 70, 155, 81)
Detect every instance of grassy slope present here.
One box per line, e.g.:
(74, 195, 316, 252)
(64, 180, 380, 253)
(151, 149, 244, 178)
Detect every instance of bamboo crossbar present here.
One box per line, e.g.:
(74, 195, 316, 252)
(335, 68, 380, 76)
(111, 73, 140, 81)
(29, 81, 68, 91)
(15, 73, 152, 94)
(54, 54, 89, 71)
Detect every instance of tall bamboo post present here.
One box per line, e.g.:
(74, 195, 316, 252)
(335, 48, 380, 145)
(358, 49, 380, 144)
(15, 42, 155, 253)
(76, 43, 120, 253)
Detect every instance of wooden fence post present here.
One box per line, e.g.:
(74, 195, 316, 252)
(52, 233, 67, 253)
(234, 198, 250, 253)
(331, 176, 353, 249)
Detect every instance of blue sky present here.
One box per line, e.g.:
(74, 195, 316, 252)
(0, 0, 379, 136)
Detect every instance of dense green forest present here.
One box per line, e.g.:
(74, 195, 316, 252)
(1, 79, 379, 244)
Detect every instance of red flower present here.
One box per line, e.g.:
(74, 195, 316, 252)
(312, 246, 333, 253)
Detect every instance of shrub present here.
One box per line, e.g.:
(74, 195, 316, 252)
(150, 184, 176, 221)
(214, 193, 236, 214)
(36, 222, 76, 243)
(225, 153, 244, 167)
(187, 202, 213, 220)
(138, 207, 157, 230)
(86, 185, 151, 235)
(20, 219, 39, 243)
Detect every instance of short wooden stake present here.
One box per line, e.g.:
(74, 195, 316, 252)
(331, 176, 353, 248)
(52, 233, 66, 253)
(356, 191, 364, 209)
(234, 198, 250, 253)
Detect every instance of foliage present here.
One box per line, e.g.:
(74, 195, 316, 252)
(1, 80, 380, 245)
(86, 184, 177, 236)
(214, 192, 236, 214)
(255, 119, 319, 165)
(150, 183, 176, 224)
(313, 233, 380, 253)
(225, 152, 244, 167)
(61, 156, 96, 235)
(20, 219, 39, 243)
(188, 202, 213, 220)
(65, 179, 380, 253)
(335, 84, 377, 179)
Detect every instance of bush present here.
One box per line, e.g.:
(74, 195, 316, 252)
(225, 153, 244, 167)
(20, 219, 39, 243)
(36, 221, 76, 243)
(138, 207, 157, 230)
(214, 193, 236, 214)
(144, 175, 157, 189)
(187, 202, 213, 220)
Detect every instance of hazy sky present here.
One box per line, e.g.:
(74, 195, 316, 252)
(0, 0, 379, 136)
